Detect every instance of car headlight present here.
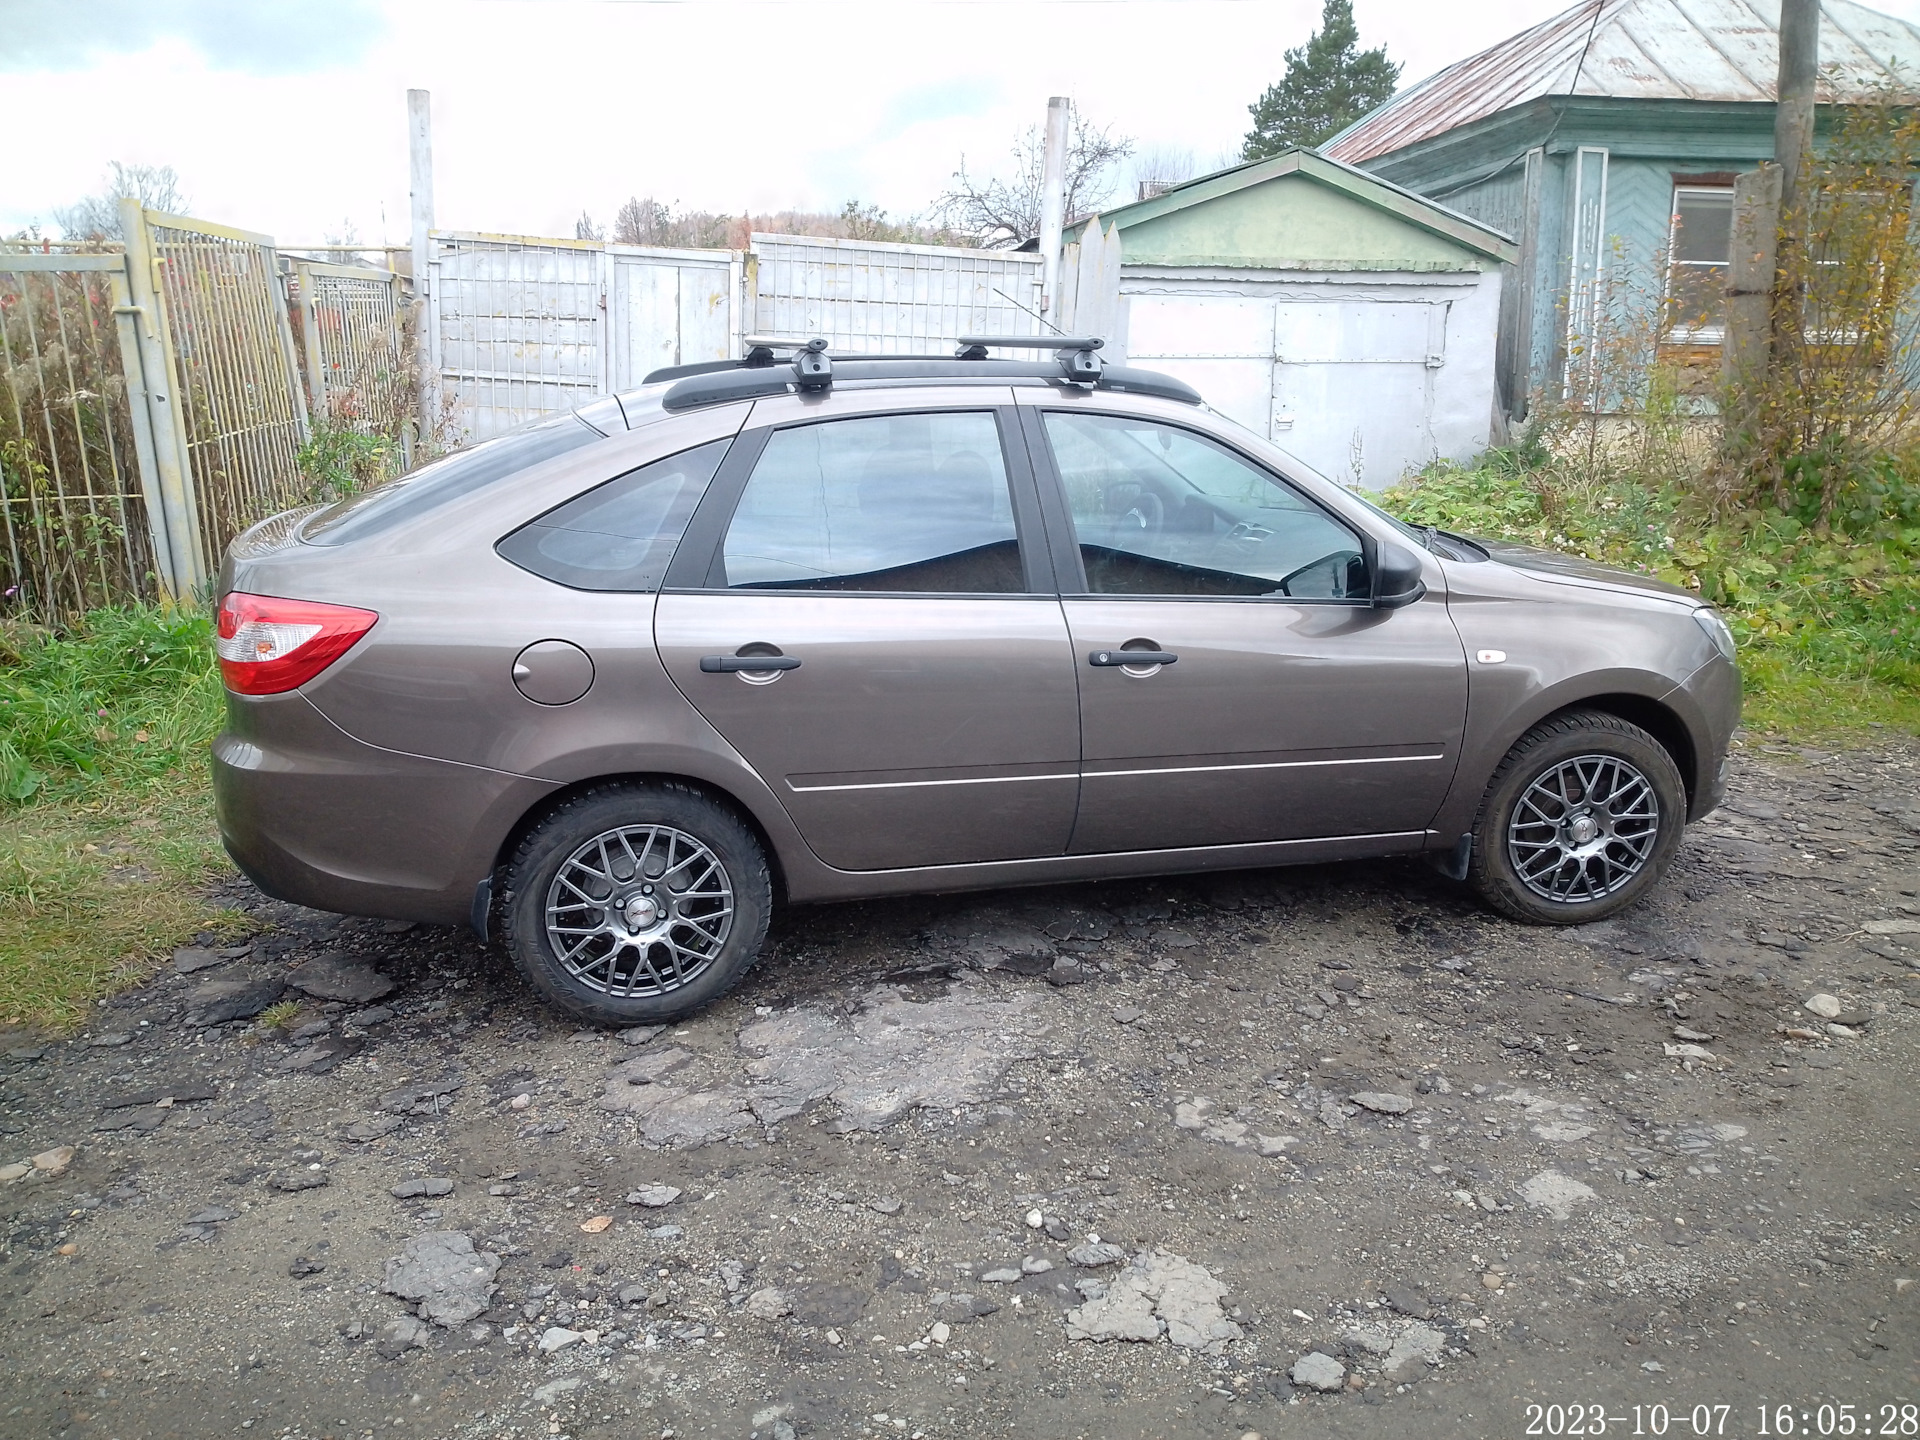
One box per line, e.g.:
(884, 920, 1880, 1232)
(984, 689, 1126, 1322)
(1693, 606, 1736, 661)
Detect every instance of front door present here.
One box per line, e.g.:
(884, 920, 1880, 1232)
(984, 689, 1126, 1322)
(655, 400, 1079, 871)
(1026, 406, 1467, 855)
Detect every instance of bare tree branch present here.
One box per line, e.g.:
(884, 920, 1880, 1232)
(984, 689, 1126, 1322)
(55, 162, 188, 239)
(932, 104, 1135, 248)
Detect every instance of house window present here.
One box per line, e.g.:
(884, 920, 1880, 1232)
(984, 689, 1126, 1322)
(1666, 186, 1734, 342)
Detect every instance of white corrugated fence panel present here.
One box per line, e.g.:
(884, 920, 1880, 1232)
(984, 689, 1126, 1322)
(751, 235, 1044, 351)
(430, 233, 605, 442)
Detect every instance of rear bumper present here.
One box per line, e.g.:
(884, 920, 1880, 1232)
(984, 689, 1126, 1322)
(212, 692, 556, 927)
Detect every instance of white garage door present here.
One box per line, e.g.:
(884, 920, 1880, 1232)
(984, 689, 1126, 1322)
(1126, 292, 1446, 488)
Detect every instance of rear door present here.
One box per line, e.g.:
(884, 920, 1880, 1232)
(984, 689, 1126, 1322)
(1021, 400, 1467, 855)
(654, 389, 1080, 871)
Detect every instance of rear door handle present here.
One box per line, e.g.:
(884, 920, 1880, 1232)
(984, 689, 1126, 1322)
(1089, 650, 1178, 666)
(700, 655, 801, 672)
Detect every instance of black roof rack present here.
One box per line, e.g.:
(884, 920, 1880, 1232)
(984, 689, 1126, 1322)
(646, 336, 1201, 412)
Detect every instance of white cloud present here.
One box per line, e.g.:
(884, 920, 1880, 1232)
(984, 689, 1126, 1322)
(6, 0, 1918, 242)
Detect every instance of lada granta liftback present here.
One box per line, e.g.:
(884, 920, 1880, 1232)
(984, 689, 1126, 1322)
(212, 338, 1740, 1025)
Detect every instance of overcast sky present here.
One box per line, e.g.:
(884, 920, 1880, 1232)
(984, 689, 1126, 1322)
(7, 0, 1920, 244)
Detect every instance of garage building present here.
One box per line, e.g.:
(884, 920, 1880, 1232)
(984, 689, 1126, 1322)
(1060, 147, 1517, 488)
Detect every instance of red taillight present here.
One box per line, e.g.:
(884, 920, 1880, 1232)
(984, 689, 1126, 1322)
(216, 592, 378, 695)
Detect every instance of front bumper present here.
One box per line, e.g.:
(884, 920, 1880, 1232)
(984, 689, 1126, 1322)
(212, 692, 556, 927)
(1673, 653, 1741, 820)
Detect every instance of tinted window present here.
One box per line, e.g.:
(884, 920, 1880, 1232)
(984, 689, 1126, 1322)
(302, 413, 603, 547)
(1042, 412, 1364, 599)
(496, 438, 731, 591)
(720, 412, 1023, 592)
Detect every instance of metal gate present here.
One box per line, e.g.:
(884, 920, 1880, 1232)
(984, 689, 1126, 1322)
(1125, 281, 1455, 487)
(290, 258, 410, 441)
(608, 246, 740, 387)
(749, 234, 1043, 351)
(137, 209, 309, 573)
(0, 253, 165, 619)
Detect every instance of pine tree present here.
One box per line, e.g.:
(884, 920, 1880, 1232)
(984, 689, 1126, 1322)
(1241, 0, 1401, 160)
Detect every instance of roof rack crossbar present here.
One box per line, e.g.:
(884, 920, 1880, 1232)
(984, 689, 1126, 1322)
(955, 335, 1103, 351)
(655, 351, 1201, 413)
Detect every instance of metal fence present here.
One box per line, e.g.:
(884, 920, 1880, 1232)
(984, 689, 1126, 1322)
(2, 208, 411, 622)
(289, 258, 410, 442)
(429, 232, 607, 442)
(422, 231, 1045, 444)
(140, 211, 309, 575)
(0, 254, 163, 618)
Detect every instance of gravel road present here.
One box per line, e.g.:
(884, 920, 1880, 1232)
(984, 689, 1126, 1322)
(2, 739, 1917, 1440)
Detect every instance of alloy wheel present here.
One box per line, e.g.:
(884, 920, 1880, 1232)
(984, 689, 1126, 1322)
(544, 824, 734, 996)
(1505, 753, 1661, 904)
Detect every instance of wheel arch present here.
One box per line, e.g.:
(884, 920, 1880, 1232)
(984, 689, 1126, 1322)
(488, 771, 792, 918)
(1542, 692, 1699, 807)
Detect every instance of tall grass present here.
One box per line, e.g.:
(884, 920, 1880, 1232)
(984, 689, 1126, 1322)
(0, 605, 235, 1028)
(0, 604, 223, 802)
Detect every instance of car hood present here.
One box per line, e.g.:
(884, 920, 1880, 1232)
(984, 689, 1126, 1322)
(1475, 539, 1697, 606)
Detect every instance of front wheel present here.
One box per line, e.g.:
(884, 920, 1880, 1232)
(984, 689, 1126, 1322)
(501, 782, 772, 1025)
(1467, 710, 1686, 925)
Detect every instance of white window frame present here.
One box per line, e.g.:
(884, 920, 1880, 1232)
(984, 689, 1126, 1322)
(1665, 184, 1734, 344)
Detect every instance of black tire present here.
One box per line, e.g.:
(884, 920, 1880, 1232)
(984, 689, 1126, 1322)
(1467, 709, 1686, 925)
(500, 781, 771, 1025)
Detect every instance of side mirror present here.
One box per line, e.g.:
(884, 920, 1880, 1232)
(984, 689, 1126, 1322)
(1371, 541, 1427, 609)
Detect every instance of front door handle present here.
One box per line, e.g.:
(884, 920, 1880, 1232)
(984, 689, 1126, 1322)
(700, 654, 801, 673)
(1089, 649, 1177, 667)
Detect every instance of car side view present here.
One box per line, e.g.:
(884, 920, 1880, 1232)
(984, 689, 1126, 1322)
(212, 337, 1740, 1024)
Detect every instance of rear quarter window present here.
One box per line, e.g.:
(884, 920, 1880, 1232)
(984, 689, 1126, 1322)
(495, 438, 732, 591)
(300, 413, 604, 548)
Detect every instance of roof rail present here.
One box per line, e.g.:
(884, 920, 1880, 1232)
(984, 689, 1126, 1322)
(649, 336, 1200, 411)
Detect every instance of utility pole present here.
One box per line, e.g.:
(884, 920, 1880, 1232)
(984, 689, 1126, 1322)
(1726, 0, 1818, 408)
(408, 88, 436, 451)
(1038, 97, 1069, 319)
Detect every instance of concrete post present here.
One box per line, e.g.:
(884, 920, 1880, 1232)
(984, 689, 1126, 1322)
(1038, 97, 1069, 318)
(1724, 164, 1782, 403)
(408, 88, 436, 447)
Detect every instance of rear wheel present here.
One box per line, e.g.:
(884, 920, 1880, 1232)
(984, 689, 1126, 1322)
(1467, 710, 1686, 925)
(501, 782, 771, 1025)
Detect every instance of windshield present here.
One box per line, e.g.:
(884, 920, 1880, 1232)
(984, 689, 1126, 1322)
(301, 413, 604, 547)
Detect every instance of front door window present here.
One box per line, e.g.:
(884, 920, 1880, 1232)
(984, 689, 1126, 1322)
(1042, 410, 1365, 599)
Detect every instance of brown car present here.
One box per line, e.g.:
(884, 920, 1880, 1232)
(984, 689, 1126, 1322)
(213, 339, 1739, 1024)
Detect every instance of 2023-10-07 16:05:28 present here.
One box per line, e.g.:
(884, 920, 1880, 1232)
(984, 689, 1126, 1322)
(1523, 1402, 1920, 1436)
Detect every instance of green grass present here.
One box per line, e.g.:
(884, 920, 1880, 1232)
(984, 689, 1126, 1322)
(1383, 452, 1920, 742)
(0, 606, 240, 1031)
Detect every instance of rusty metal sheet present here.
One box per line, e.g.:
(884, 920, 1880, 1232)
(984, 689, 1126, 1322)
(1327, 0, 1920, 165)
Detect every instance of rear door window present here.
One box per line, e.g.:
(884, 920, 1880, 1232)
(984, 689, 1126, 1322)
(496, 438, 731, 591)
(717, 411, 1025, 592)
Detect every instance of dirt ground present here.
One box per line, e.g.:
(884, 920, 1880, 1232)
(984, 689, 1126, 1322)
(2, 738, 1917, 1440)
